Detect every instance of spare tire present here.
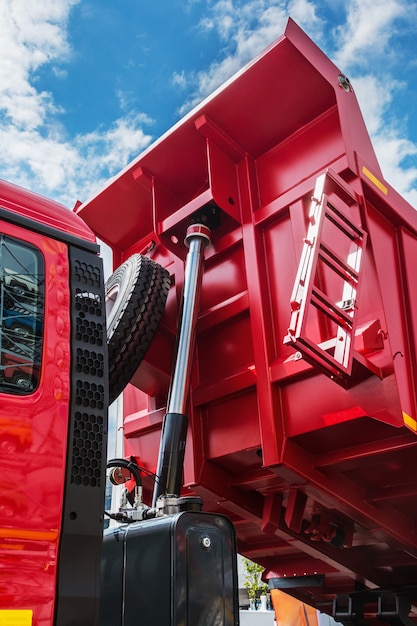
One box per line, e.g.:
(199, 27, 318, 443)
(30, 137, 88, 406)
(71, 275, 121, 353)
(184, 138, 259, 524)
(106, 254, 170, 404)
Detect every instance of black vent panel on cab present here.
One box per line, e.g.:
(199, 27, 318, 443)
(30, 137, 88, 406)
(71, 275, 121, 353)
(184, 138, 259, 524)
(71, 410, 104, 487)
(55, 245, 109, 626)
(69, 257, 107, 487)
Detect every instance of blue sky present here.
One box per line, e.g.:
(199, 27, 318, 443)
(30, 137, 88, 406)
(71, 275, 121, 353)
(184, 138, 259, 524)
(1, 0, 417, 209)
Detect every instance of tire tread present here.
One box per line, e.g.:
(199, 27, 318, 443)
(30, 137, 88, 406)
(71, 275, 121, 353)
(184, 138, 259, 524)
(106, 255, 170, 404)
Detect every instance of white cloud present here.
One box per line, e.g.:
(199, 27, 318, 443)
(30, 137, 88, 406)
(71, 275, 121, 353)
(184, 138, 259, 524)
(331, 0, 417, 205)
(352, 76, 417, 204)
(172, 70, 188, 89)
(350, 75, 394, 137)
(288, 0, 323, 29)
(180, 0, 322, 113)
(333, 0, 409, 70)
(75, 115, 153, 176)
(0, 114, 153, 207)
(0, 0, 77, 129)
(0, 0, 153, 206)
(373, 133, 417, 199)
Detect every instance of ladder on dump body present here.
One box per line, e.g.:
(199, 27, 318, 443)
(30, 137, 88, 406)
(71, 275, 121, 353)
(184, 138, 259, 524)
(284, 169, 376, 388)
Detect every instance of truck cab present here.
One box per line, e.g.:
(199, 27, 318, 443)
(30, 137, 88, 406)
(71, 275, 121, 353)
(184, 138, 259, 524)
(0, 179, 108, 626)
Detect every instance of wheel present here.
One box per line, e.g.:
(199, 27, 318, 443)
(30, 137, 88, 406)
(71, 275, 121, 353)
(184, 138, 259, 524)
(12, 372, 34, 391)
(11, 323, 31, 339)
(106, 254, 170, 404)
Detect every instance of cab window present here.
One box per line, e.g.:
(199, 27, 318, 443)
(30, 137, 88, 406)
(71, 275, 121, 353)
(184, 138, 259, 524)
(0, 234, 44, 394)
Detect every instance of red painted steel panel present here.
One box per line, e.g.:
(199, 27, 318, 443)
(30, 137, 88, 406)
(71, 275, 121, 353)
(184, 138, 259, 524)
(0, 221, 71, 624)
(0, 178, 96, 244)
(79, 19, 417, 619)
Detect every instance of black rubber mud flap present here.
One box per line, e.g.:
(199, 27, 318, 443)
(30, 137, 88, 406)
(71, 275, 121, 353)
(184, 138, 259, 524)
(106, 254, 170, 404)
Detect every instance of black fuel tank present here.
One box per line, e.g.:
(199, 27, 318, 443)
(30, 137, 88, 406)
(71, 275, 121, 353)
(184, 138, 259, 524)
(99, 511, 239, 625)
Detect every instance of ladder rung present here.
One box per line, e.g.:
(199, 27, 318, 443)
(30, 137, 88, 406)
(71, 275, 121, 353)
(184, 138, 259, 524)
(311, 288, 353, 328)
(325, 198, 365, 241)
(292, 336, 343, 377)
(319, 244, 359, 283)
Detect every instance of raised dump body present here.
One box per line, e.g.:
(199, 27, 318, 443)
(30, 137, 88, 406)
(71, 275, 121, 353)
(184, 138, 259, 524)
(78, 19, 417, 623)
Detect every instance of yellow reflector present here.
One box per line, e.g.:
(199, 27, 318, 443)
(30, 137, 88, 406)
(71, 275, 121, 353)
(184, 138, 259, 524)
(403, 411, 417, 431)
(0, 610, 33, 626)
(362, 166, 388, 195)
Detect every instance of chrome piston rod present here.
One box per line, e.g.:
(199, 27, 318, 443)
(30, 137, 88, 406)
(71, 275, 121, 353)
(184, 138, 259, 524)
(152, 224, 210, 506)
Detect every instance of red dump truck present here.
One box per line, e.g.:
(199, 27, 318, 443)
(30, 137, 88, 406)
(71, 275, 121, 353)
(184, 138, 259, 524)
(1, 17, 417, 626)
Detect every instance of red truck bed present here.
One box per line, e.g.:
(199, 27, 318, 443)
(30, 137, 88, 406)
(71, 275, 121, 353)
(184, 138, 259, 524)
(78, 19, 417, 622)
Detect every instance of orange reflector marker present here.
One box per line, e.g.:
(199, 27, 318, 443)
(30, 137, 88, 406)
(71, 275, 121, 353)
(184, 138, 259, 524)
(0, 611, 33, 626)
(0, 528, 58, 541)
(403, 411, 417, 432)
(362, 166, 388, 195)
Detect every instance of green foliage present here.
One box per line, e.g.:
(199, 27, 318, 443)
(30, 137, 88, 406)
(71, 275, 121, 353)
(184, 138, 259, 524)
(242, 558, 269, 601)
